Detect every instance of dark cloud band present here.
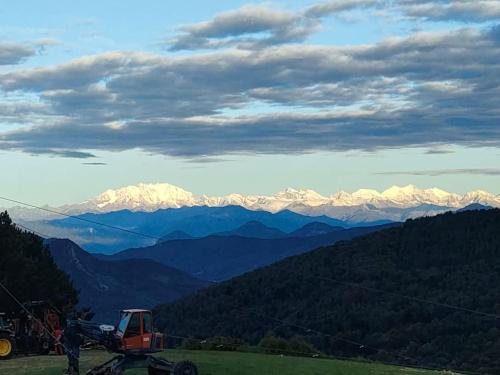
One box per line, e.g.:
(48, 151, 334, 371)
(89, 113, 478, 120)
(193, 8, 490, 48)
(0, 43, 35, 65)
(376, 169, 500, 177)
(167, 1, 376, 51)
(0, 6, 499, 159)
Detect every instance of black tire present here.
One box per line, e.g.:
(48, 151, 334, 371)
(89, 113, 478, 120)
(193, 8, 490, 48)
(38, 339, 51, 355)
(172, 360, 198, 375)
(0, 333, 14, 360)
(148, 367, 169, 375)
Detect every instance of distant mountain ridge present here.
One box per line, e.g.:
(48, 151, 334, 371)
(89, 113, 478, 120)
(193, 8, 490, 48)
(5, 183, 500, 222)
(41, 205, 357, 253)
(154, 209, 500, 374)
(289, 222, 343, 237)
(457, 203, 493, 212)
(159, 220, 347, 243)
(158, 230, 194, 242)
(83, 183, 499, 211)
(213, 221, 287, 239)
(6, 184, 499, 254)
(46, 238, 208, 322)
(211, 221, 343, 239)
(103, 222, 397, 281)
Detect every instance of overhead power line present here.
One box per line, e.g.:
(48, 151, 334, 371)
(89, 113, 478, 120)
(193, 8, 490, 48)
(3, 194, 500, 322)
(1, 195, 495, 373)
(0, 280, 77, 359)
(314, 275, 500, 320)
(15, 222, 51, 239)
(0, 196, 160, 241)
(194, 291, 487, 374)
(4, 194, 500, 323)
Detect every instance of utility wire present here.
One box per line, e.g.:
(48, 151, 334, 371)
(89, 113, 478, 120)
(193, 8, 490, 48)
(165, 334, 324, 358)
(198, 292, 414, 363)
(0, 280, 76, 360)
(15, 222, 50, 239)
(0, 196, 160, 241)
(184, 292, 487, 374)
(164, 334, 479, 375)
(0, 276, 476, 374)
(5, 194, 500, 322)
(314, 275, 500, 320)
(1, 195, 494, 373)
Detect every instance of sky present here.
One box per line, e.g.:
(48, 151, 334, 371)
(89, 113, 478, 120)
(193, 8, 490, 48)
(0, 0, 499, 206)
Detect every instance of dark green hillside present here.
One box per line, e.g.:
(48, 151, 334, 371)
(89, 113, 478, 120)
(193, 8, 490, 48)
(46, 238, 209, 323)
(0, 212, 78, 312)
(155, 209, 500, 374)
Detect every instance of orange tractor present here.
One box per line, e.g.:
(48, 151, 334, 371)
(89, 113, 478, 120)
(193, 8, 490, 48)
(68, 309, 197, 375)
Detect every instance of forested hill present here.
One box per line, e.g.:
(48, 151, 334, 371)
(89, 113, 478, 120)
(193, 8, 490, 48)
(0, 212, 78, 312)
(155, 209, 500, 374)
(46, 238, 209, 323)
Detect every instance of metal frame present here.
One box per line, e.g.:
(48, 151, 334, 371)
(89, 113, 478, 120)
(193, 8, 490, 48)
(85, 353, 173, 374)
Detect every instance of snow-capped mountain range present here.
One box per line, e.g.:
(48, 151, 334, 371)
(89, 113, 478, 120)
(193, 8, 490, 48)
(5, 182, 499, 222)
(80, 183, 500, 212)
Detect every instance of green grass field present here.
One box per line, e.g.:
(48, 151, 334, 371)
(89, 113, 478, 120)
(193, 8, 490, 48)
(0, 350, 457, 375)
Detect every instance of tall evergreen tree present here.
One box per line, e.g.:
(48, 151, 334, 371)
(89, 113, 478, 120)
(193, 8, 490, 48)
(0, 211, 78, 312)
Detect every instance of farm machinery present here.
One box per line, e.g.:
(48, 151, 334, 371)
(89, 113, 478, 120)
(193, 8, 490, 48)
(0, 301, 62, 360)
(65, 308, 197, 375)
(0, 302, 196, 374)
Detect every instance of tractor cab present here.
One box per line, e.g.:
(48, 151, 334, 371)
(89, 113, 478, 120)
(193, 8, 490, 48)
(64, 309, 198, 374)
(0, 313, 8, 329)
(115, 309, 163, 353)
(0, 313, 14, 360)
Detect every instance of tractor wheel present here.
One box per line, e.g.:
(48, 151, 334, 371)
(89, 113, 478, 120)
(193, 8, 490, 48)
(172, 360, 197, 375)
(0, 334, 14, 360)
(38, 340, 51, 355)
(148, 367, 169, 375)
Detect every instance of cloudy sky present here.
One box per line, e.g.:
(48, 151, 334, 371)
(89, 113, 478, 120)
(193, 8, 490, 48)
(0, 0, 499, 205)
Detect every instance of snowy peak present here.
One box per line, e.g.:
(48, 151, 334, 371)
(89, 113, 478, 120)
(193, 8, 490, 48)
(62, 183, 500, 215)
(382, 184, 420, 198)
(276, 188, 326, 202)
(352, 189, 383, 199)
(376, 185, 462, 207)
(461, 190, 497, 204)
(6, 182, 500, 222)
(88, 183, 196, 210)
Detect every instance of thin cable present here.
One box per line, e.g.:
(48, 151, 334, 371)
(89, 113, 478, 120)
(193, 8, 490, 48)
(248, 309, 413, 362)
(314, 275, 500, 320)
(1, 195, 494, 373)
(0, 280, 76, 359)
(166, 335, 323, 358)
(0, 196, 160, 240)
(163, 335, 477, 375)
(190, 292, 415, 364)
(190, 285, 490, 373)
(15, 223, 50, 238)
(6, 194, 500, 322)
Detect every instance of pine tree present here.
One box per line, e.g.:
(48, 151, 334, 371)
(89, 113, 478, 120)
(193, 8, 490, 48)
(0, 211, 78, 312)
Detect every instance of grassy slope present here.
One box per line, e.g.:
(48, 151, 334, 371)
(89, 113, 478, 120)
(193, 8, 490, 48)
(0, 350, 449, 375)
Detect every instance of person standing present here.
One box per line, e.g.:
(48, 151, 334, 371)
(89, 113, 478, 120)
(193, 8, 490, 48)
(54, 326, 64, 355)
(62, 319, 83, 375)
